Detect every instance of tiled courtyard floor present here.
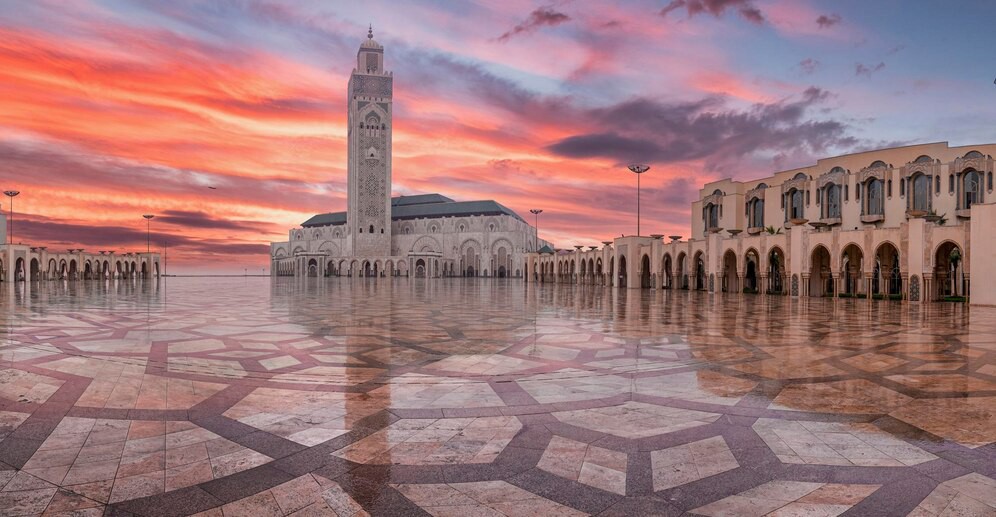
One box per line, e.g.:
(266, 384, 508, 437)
(0, 277, 995, 516)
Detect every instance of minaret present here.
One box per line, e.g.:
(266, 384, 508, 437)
(347, 26, 393, 257)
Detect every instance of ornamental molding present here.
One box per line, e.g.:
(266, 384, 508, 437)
(950, 155, 993, 174)
(858, 166, 887, 183)
(816, 170, 846, 189)
(780, 176, 808, 194)
(745, 186, 766, 200)
(352, 75, 393, 98)
(702, 193, 723, 206)
(902, 159, 940, 178)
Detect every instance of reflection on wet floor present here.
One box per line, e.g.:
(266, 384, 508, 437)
(0, 277, 993, 515)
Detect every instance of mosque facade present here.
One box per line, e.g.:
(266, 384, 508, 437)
(270, 30, 546, 279)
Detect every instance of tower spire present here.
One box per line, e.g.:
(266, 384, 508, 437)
(368, 24, 373, 39)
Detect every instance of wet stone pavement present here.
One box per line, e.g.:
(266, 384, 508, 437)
(0, 277, 994, 516)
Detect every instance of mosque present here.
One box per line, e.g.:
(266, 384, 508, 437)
(270, 29, 547, 278)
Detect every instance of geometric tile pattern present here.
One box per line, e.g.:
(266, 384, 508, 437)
(391, 480, 586, 516)
(538, 436, 627, 494)
(753, 419, 937, 466)
(332, 416, 521, 465)
(0, 279, 994, 515)
(691, 480, 881, 516)
(554, 401, 721, 439)
(651, 436, 739, 491)
(908, 473, 996, 516)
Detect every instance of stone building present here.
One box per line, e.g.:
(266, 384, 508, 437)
(270, 30, 546, 278)
(530, 141, 996, 305)
(0, 213, 161, 282)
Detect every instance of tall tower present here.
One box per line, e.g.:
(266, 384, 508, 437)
(347, 26, 393, 257)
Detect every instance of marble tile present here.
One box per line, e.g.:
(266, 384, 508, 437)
(1, 279, 994, 514)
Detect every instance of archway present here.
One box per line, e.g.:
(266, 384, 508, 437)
(618, 255, 627, 288)
(744, 249, 758, 292)
(873, 242, 901, 297)
(415, 259, 426, 278)
(721, 250, 738, 293)
(677, 252, 687, 289)
(307, 258, 318, 277)
(768, 247, 784, 294)
(841, 244, 864, 296)
(662, 254, 673, 289)
(934, 241, 964, 300)
(69, 260, 78, 281)
(640, 254, 651, 289)
(693, 252, 705, 290)
(809, 245, 832, 297)
(14, 258, 25, 282)
(30, 258, 40, 282)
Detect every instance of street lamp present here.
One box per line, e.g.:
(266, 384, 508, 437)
(4, 190, 20, 245)
(142, 215, 154, 254)
(529, 209, 543, 251)
(627, 165, 650, 236)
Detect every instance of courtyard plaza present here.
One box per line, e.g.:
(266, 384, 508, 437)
(0, 278, 994, 516)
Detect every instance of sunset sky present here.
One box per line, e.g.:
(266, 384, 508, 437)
(2, 0, 995, 273)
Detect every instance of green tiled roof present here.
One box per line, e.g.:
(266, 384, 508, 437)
(302, 194, 524, 227)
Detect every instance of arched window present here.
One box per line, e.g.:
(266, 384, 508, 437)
(950, 174, 955, 193)
(787, 189, 804, 220)
(935, 175, 940, 194)
(748, 198, 764, 228)
(910, 174, 930, 211)
(704, 203, 719, 229)
(865, 178, 883, 216)
(369, 224, 374, 233)
(824, 184, 841, 218)
(963, 170, 981, 209)
(989, 172, 994, 191)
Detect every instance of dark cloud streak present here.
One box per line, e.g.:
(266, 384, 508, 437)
(497, 7, 570, 42)
(547, 87, 859, 169)
(816, 13, 841, 28)
(660, 0, 764, 24)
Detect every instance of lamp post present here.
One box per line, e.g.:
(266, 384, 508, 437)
(142, 215, 154, 254)
(529, 209, 543, 251)
(626, 165, 649, 236)
(4, 190, 20, 245)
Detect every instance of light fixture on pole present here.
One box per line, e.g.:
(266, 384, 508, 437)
(529, 209, 543, 251)
(143, 215, 155, 254)
(4, 190, 20, 245)
(626, 165, 650, 236)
